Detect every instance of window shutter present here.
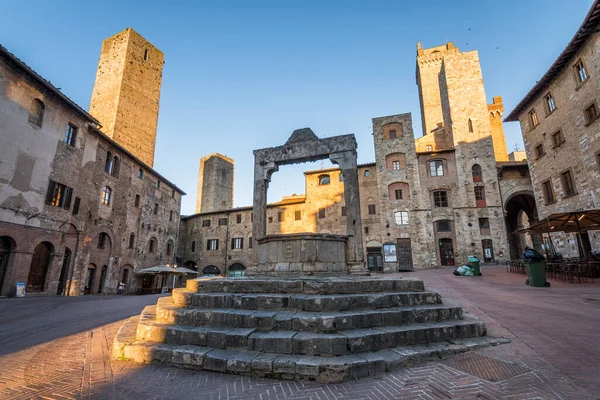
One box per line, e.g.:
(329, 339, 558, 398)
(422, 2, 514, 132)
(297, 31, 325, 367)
(231, 238, 235, 249)
(240, 238, 244, 249)
(72, 197, 81, 215)
(45, 180, 55, 204)
(215, 240, 219, 250)
(207, 240, 210, 250)
(63, 187, 73, 210)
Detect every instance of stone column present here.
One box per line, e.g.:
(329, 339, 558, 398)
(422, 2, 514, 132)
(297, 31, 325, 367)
(330, 151, 364, 263)
(252, 160, 278, 242)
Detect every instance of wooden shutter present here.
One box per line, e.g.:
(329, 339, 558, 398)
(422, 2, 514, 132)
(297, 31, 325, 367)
(63, 187, 73, 210)
(45, 180, 56, 204)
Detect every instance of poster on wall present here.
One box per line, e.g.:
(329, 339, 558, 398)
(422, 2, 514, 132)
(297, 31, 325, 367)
(15, 282, 25, 297)
(383, 243, 397, 262)
(484, 248, 492, 259)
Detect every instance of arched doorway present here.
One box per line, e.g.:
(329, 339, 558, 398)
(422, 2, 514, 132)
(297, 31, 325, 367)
(57, 248, 72, 295)
(27, 242, 54, 292)
(84, 264, 96, 295)
(505, 192, 539, 260)
(228, 263, 246, 277)
(0, 236, 15, 295)
(202, 265, 221, 277)
(366, 240, 383, 272)
(98, 265, 108, 293)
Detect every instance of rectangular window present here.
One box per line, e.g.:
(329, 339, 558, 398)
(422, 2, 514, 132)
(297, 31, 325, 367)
(170, 211, 174, 222)
(236, 214, 242, 223)
(542, 180, 555, 204)
(429, 160, 444, 176)
(294, 210, 302, 220)
(433, 191, 448, 207)
(231, 237, 243, 249)
(45, 180, 73, 210)
(544, 93, 556, 114)
(425, 145, 433, 152)
(528, 109, 539, 128)
(574, 59, 588, 84)
(535, 143, 545, 159)
(171, 189, 175, 198)
(156, 180, 161, 189)
(218, 217, 228, 226)
(479, 218, 490, 235)
(249, 237, 253, 249)
(268, 216, 273, 223)
(207, 239, 219, 250)
(474, 186, 486, 200)
(394, 211, 409, 225)
(277, 210, 285, 222)
(128, 234, 135, 249)
(154, 203, 158, 215)
(64, 123, 77, 146)
(202, 219, 211, 227)
(552, 131, 565, 148)
(394, 189, 403, 200)
(368, 204, 376, 215)
(98, 233, 107, 249)
(318, 208, 326, 219)
(436, 220, 451, 232)
(137, 168, 143, 179)
(561, 170, 576, 196)
(585, 102, 599, 125)
(392, 161, 400, 170)
(191, 240, 196, 253)
(72, 197, 81, 215)
(389, 129, 397, 139)
(135, 194, 140, 207)
(251, 213, 253, 223)
(364, 227, 369, 234)
(341, 206, 347, 217)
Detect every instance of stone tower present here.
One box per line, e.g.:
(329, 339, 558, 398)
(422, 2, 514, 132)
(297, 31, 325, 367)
(415, 42, 508, 161)
(89, 28, 164, 167)
(196, 153, 234, 213)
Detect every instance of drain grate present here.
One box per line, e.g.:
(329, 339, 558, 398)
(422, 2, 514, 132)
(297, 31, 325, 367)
(440, 352, 530, 382)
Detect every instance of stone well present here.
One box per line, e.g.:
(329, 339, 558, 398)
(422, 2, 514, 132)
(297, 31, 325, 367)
(249, 233, 348, 276)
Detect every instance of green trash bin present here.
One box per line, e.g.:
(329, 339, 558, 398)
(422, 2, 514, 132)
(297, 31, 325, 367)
(525, 261, 550, 287)
(468, 256, 481, 276)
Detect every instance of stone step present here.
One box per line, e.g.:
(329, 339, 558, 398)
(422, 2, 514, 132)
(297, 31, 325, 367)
(156, 300, 464, 332)
(183, 277, 424, 295)
(137, 318, 484, 356)
(176, 291, 442, 311)
(117, 326, 509, 383)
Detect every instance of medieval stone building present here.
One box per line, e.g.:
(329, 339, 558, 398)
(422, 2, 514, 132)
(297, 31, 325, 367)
(0, 29, 184, 296)
(179, 42, 527, 276)
(505, 0, 600, 258)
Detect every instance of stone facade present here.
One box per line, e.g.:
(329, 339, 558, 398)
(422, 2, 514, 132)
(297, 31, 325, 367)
(179, 41, 520, 276)
(90, 28, 164, 167)
(195, 153, 234, 214)
(0, 33, 183, 297)
(505, 2, 600, 256)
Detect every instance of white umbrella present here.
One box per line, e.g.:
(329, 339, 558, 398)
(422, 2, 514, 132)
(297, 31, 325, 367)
(174, 266, 199, 274)
(135, 265, 179, 275)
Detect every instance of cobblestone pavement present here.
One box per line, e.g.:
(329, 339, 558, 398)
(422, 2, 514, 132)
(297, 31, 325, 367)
(0, 267, 598, 400)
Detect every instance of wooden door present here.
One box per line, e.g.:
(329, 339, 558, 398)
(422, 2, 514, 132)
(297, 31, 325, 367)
(439, 238, 455, 266)
(396, 238, 413, 271)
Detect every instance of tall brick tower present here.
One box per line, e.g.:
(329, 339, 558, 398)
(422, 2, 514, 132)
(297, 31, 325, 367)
(415, 42, 508, 161)
(196, 154, 234, 213)
(90, 28, 164, 167)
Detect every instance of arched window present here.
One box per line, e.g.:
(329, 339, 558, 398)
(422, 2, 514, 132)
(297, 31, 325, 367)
(112, 156, 120, 177)
(101, 186, 112, 206)
(388, 182, 409, 200)
(228, 263, 246, 277)
(28, 99, 45, 127)
(105, 152, 113, 174)
(436, 220, 452, 232)
(433, 190, 449, 207)
(318, 174, 330, 185)
(385, 153, 407, 171)
(149, 238, 156, 253)
(166, 240, 174, 256)
(468, 119, 474, 133)
(429, 160, 444, 176)
(98, 232, 108, 249)
(472, 164, 483, 182)
(203, 265, 221, 277)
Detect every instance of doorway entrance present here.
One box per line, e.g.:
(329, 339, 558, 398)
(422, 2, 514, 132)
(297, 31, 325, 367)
(0, 237, 14, 295)
(27, 242, 54, 292)
(396, 238, 414, 271)
(481, 239, 494, 263)
(366, 240, 383, 272)
(98, 265, 108, 293)
(84, 264, 96, 295)
(439, 238, 455, 266)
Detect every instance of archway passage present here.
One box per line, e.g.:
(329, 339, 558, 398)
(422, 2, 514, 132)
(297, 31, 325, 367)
(228, 263, 246, 277)
(505, 192, 539, 260)
(84, 264, 96, 295)
(203, 265, 221, 277)
(27, 242, 54, 292)
(0, 236, 15, 295)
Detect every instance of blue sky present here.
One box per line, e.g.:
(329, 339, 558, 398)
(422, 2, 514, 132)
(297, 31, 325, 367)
(1, 0, 594, 214)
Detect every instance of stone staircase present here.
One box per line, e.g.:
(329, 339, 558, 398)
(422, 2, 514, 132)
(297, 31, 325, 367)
(113, 276, 508, 383)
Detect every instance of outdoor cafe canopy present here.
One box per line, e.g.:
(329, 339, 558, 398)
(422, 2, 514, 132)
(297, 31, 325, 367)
(513, 210, 600, 234)
(135, 265, 199, 275)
